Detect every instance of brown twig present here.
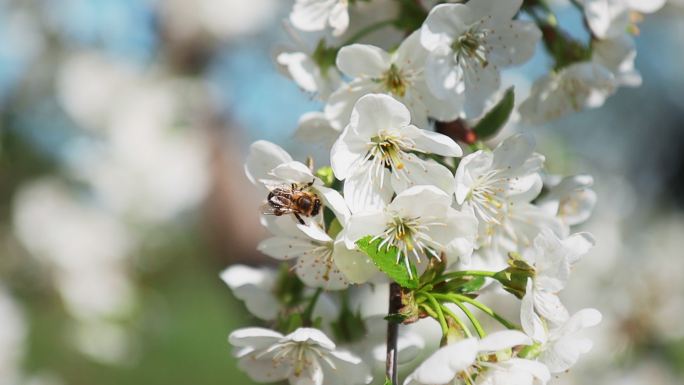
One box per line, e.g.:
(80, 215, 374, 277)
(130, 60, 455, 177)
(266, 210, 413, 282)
(386, 282, 402, 385)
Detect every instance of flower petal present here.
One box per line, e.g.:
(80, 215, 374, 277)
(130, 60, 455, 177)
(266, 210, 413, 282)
(421, 4, 470, 51)
(295, 111, 340, 147)
(533, 290, 569, 325)
(290, 0, 334, 31)
(325, 78, 380, 130)
(277, 52, 319, 93)
(257, 236, 317, 260)
(329, 1, 349, 36)
(391, 156, 455, 197)
(336, 44, 390, 78)
(286, 327, 336, 350)
(220, 265, 279, 320)
(521, 279, 547, 343)
(245, 140, 293, 186)
(405, 338, 478, 385)
(344, 211, 389, 248)
(626, 0, 666, 13)
(343, 166, 393, 213)
(390, 185, 452, 219)
(330, 125, 369, 180)
(463, 62, 501, 118)
(295, 249, 349, 290)
(350, 94, 412, 138)
(478, 330, 532, 352)
(333, 238, 378, 284)
(237, 350, 291, 382)
(425, 51, 464, 101)
(316, 185, 351, 223)
(402, 125, 463, 157)
(469, 0, 523, 22)
(270, 161, 316, 184)
(229, 327, 283, 349)
(485, 21, 540, 67)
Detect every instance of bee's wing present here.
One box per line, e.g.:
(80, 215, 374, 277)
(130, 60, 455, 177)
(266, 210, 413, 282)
(260, 202, 295, 216)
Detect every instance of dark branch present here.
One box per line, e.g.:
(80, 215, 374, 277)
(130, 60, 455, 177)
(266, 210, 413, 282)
(386, 282, 402, 385)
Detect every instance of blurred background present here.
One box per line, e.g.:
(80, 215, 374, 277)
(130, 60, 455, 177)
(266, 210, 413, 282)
(0, 0, 683, 384)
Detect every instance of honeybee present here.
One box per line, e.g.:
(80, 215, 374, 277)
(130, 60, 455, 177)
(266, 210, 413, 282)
(261, 181, 321, 225)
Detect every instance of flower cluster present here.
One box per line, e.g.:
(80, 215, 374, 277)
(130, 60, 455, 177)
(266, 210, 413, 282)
(221, 1, 661, 384)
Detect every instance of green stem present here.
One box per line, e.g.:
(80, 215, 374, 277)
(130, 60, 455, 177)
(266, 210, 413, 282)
(420, 303, 438, 319)
(424, 293, 449, 336)
(440, 304, 472, 338)
(435, 270, 497, 283)
(341, 19, 397, 46)
(449, 293, 520, 330)
(452, 300, 486, 338)
(302, 288, 323, 325)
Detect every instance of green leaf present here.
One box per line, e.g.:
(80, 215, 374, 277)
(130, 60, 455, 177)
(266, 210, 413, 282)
(384, 377, 393, 385)
(441, 276, 486, 294)
(459, 276, 486, 293)
(356, 236, 419, 289)
(473, 87, 515, 140)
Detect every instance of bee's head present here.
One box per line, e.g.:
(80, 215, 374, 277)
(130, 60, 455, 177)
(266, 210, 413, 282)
(311, 197, 321, 217)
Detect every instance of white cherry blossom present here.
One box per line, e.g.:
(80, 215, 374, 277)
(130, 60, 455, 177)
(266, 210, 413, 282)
(520, 230, 595, 326)
(455, 133, 544, 225)
(593, 34, 642, 87)
(420, 0, 540, 118)
(475, 358, 550, 385)
(477, 201, 568, 270)
(519, 62, 617, 125)
(522, 308, 602, 374)
(245, 140, 350, 223)
(221, 262, 342, 322)
(290, 0, 350, 36)
(229, 327, 371, 385)
(277, 23, 342, 100)
(220, 265, 280, 321)
(326, 31, 457, 130)
(295, 111, 341, 148)
(258, 217, 377, 289)
(538, 174, 597, 227)
(331, 94, 462, 213)
(345, 185, 478, 272)
(404, 330, 544, 385)
(584, 0, 666, 39)
(403, 337, 479, 385)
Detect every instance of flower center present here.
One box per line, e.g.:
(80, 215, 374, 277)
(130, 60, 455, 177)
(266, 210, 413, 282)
(381, 64, 408, 98)
(267, 341, 329, 377)
(468, 169, 508, 224)
(362, 132, 418, 188)
(452, 28, 490, 67)
(373, 215, 443, 276)
(561, 77, 590, 111)
(369, 133, 412, 171)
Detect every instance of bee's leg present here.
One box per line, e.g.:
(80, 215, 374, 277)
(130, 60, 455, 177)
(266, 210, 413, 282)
(306, 179, 315, 188)
(294, 213, 305, 225)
